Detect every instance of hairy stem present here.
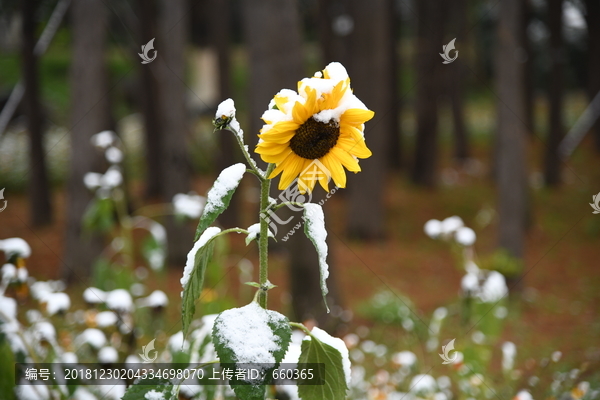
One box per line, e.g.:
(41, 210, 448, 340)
(113, 189, 135, 270)
(258, 163, 275, 308)
(225, 126, 264, 179)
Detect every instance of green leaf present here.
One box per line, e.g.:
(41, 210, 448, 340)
(194, 163, 246, 241)
(0, 335, 15, 399)
(121, 377, 175, 400)
(181, 228, 221, 337)
(212, 302, 292, 400)
(302, 203, 330, 312)
(298, 332, 348, 400)
(83, 197, 115, 233)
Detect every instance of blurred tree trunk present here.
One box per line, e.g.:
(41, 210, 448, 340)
(521, 0, 535, 136)
(156, 0, 192, 264)
(21, 0, 52, 226)
(242, 0, 344, 326)
(544, 0, 564, 186)
(64, 0, 109, 281)
(345, 0, 392, 240)
(387, 0, 402, 170)
(242, 0, 304, 148)
(136, 0, 163, 199)
(412, 0, 444, 186)
(316, 0, 351, 67)
(447, 0, 469, 162)
(496, 0, 528, 271)
(585, 0, 600, 151)
(209, 0, 240, 228)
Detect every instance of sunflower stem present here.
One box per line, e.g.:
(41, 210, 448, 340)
(258, 163, 275, 308)
(223, 126, 265, 179)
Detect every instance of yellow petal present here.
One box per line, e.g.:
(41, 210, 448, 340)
(337, 137, 372, 159)
(292, 101, 310, 125)
(341, 108, 374, 125)
(261, 148, 292, 164)
(274, 94, 289, 111)
(340, 123, 366, 142)
(255, 141, 289, 156)
(296, 159, 312, 194)
(321, 79, 348, 110)
(258, 123, 298, 144)
(302, 87, 318, 117)
(279, 154, 305, 190)
(269, 151, 295, 180)
(331, 147, 361, 172)
(298, 166, 318, 194)
(262, 121, 299, 136)
(318, 171, 330, 192)
(321, 154, 346, 189)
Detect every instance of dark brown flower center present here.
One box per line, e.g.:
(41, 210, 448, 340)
(289, 117, 340, 159)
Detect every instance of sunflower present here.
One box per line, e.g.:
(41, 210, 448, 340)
(255, 62, 374, 194)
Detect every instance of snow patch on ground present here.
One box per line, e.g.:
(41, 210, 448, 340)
(106, 289, 133, 313)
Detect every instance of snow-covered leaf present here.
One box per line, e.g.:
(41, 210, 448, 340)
(181, 227, 221, 337)
(194, 164, 246, 241)
(298, 328, 349, 400)
(302, 204, 330, 312)
(212, 302, 291, 399)
(121, 377, 175, 400)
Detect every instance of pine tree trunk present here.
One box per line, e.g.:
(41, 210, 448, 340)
(412, 0, 444, 186)
(137, 0, 163, 199)
(522, 0, 535, 136)
(242, 0, 305, 150)
(496, 0, 528, 263)
(387, 0, 402, 170)
(345, 0, 392, 240)
(63, 0, 110, 281)
(316, 0, 351, 66)
(22, 0, 52, 226)
(209, 0, 240, 228)
(544, 0, 564, 186)
(156, 0, 192, 265)
(448, 0, 469, 162)
(585, 0, 600, 151)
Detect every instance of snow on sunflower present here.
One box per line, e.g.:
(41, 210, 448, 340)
(255, 62, 374, 194)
